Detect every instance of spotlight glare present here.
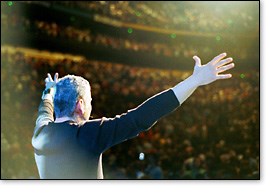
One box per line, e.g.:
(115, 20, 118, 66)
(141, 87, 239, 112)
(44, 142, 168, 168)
(128, 28, 133, 34)
(216, 35, 221, 41)
(170, 33, 176, 39)
(139, 153, 144, 160)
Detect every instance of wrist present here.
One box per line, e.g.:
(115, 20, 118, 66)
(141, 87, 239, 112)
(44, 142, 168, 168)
(43, 88, 52, 95)
(171, 74, 199, 105)
(42, 94, 53, 101)
(41, 88, 54, 101)
(186, 74, 201, 88)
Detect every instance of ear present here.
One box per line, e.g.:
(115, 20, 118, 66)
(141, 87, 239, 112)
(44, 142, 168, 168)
(75, 98, 85, 116)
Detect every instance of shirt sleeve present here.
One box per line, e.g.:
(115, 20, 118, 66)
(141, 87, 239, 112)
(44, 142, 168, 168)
(33, 98, 54, 138)
(94, 88, 180, 153)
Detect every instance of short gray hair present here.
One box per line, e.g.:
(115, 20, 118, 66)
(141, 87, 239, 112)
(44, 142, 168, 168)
(54, 75, 91, 118)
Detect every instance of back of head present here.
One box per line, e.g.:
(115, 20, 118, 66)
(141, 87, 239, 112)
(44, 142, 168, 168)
(54, 75, 91, 119)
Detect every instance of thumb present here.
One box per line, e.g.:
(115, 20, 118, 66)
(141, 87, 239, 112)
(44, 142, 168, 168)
(193, 56, 201, 67)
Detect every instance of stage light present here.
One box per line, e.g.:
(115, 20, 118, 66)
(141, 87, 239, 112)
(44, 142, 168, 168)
(170, 33, 176, 39)
(215, 35, 221, 41)
(240, 73, 245, 79)
(170, 34, 176, 39)
(8, 1, 13, 6)
(139, 153, 144, 160)
(70, 16, 76, 22)
(128, 28, 133, 34)
(227, 19, 233, 25)
(135, 11, 141, 17)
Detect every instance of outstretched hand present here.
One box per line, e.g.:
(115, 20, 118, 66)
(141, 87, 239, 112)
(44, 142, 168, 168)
(192, 53, 234, 86)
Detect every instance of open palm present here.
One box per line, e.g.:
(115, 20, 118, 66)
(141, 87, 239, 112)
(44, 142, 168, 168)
(192, 53, 234, 86)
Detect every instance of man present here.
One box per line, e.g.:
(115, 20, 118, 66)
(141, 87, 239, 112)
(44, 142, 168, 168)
(32, 53, 234, 179)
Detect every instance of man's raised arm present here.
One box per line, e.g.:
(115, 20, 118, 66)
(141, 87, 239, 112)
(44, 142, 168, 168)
(95, 53, 234, 152)
(33, 73, 58, 138)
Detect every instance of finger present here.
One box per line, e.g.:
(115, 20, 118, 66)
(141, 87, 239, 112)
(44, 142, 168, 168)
(47, 73, 53, 82)
(45, 77, 49, 82)
(215, 57, 233, 68)
(193, 56, 201, 67)
(217, 63, 235, 73)
(209, 53, 227, 65)
(54, 73, 59, 82)
(217, 74, 232, 79)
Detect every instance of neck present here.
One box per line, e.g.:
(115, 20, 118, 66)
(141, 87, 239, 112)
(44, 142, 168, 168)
(55, 115, 86, 124)
(55, 116, 75, 123)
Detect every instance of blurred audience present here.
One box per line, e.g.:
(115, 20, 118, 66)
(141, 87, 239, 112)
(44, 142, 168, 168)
(51, 1, 258, 33)
(1, 48, 259, 179)
(2, 2, 255, 60)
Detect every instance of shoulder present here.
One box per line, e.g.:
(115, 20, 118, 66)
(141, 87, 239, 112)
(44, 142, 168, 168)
(79, 117, 111, 130)
(84, 117, 106, 126)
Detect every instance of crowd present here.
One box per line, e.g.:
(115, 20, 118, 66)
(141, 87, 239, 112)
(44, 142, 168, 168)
(1, 48, 259, 179)
(50, 1, 258, 33)
(2, 13, 251, 60)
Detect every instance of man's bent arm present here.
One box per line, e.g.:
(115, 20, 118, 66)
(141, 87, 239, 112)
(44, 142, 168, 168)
(33, 93, 54, 138)
(33, 73, 58, 138)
